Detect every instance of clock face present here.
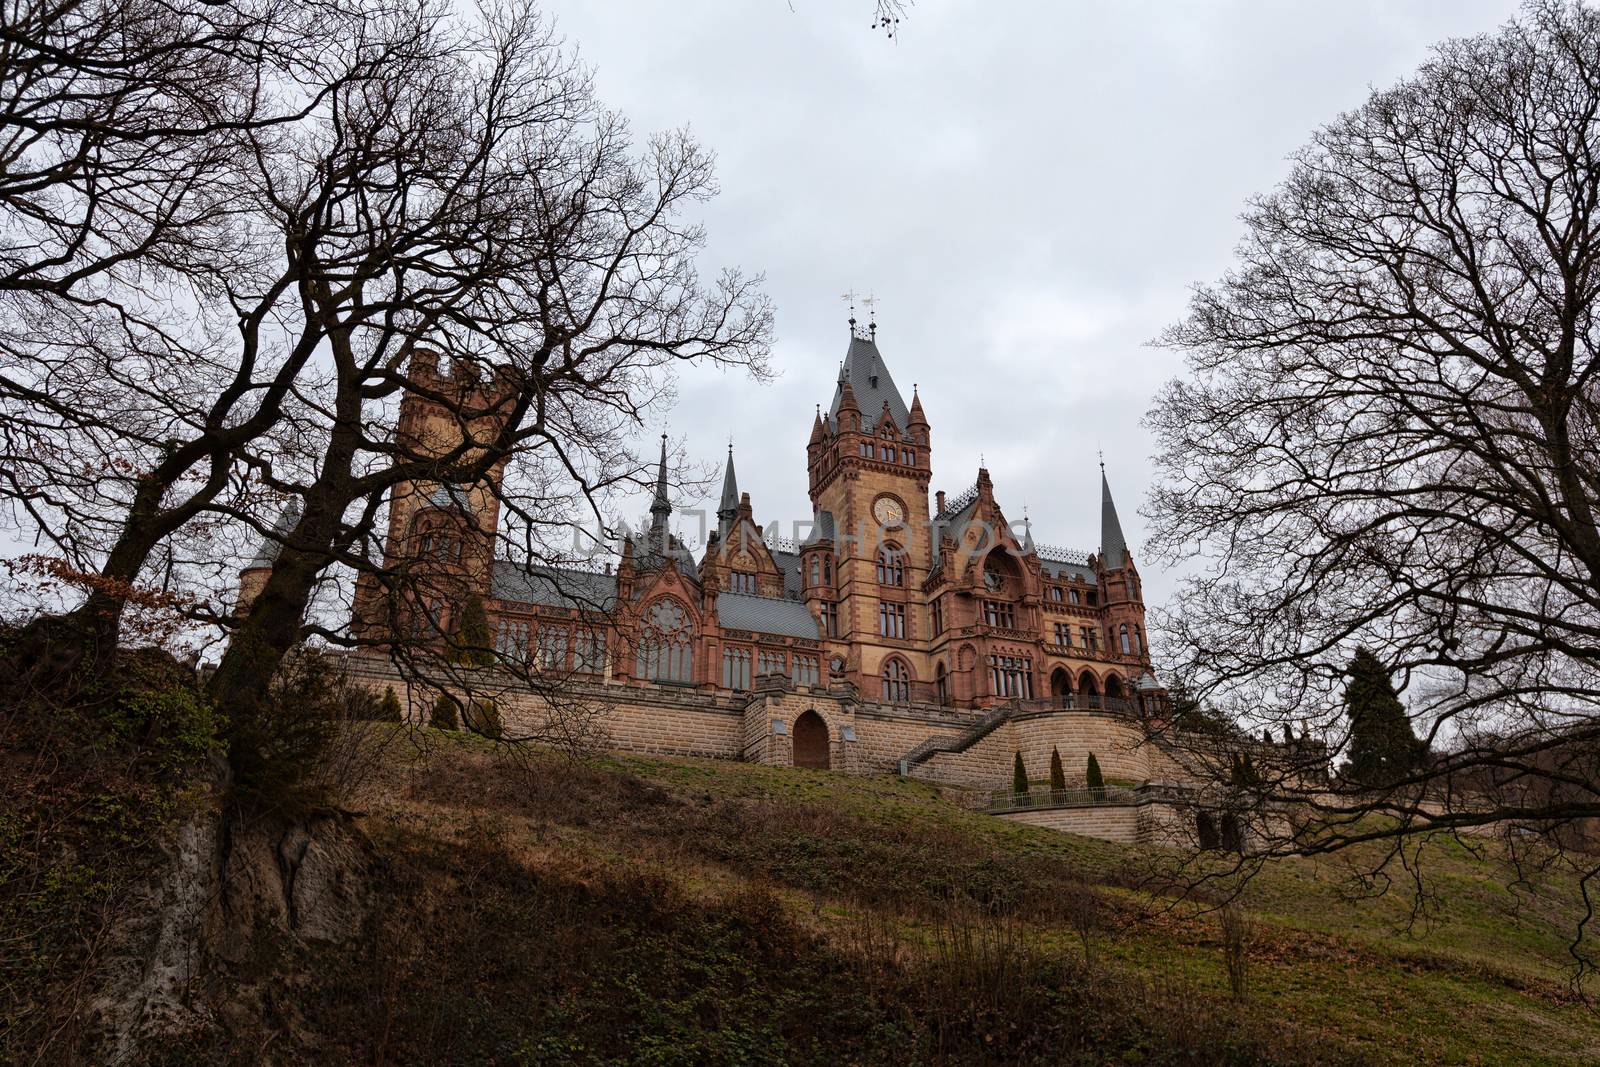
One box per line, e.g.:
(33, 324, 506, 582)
(873, 495, 904, 528)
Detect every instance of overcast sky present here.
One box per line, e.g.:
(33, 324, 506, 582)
(545, 0, 1524, 609)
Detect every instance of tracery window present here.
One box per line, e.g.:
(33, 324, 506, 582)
(537, 627, 569, 671)
(496, 619, 530, 663)
(637, 599, 694, 683)
(574, 629, 607, 674)
(1119, 624, 1131, 655)
(881, 658, 911, 702)
(791, 654, 820, 687)
(758, 649, 787, 677)
(876, 545, 904, 586)
(988, 654, 1034, 698)
(722, 646, 752, 690)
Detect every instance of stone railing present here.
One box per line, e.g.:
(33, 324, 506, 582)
(969, 781, 1202, 814)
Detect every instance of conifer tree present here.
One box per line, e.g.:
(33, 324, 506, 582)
(1342, 647, 1426, 786)
(450, 594, 496, 666)
(430, 694, 459, 731)
(1085, 752, 1104, 793)
(1049, 746, 1067, 792)
(1012, 752, 1028, 796)
(379, 686, 403, 723)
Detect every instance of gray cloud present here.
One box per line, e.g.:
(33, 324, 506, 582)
(548, 0, 1523, 610)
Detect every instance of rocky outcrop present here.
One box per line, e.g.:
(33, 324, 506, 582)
(84, 792, 375, 1065)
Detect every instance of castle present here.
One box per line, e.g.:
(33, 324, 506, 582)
(242, 317, 1248, 844)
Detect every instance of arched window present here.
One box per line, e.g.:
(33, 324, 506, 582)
(809, 557, 820, 586)
(636, 599, 694, 683)
(1132, 624, 1143, 654)
(876, 545, 904, 586)
(881, 658, 911, 702)
(823, 555, 832, 583)
(1119, 624, 1131, 655)
(935, 662, 949, 706)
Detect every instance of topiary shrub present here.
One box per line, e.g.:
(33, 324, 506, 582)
(430, 694, 459, 731)
(1012, 751, 1028, 799)
(379, 686, 403, 722)
(1049, 745, 1066, 792)
(465, 697, 502, 739)
(1085, 752, 1104, 795)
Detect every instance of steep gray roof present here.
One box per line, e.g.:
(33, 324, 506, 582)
(1039, 558, 1097, 583)
(828, 334, 910, 434)
(771, 548, 804, 599)
(245, 500, 301, 568)
(426, 483, 470, 511)
(491, 560, 618, 612)
(801, 509, 836, 545)
(1100, 469, 1129, 569)
(716, 592, 820, 638)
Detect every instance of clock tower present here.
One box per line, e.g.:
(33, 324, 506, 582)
(806, 319, 934, 693)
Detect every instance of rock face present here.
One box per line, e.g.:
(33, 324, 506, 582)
(85, 797, 374, 1064)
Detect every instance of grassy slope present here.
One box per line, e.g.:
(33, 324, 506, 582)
(231, 731, 1600, 1067)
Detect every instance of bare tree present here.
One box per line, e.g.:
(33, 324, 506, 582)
(1147, 0, 1600, 957)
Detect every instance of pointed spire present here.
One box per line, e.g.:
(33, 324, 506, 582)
(809, 406, 825, 445)
(828, 323, 908, 431)
(837, 375, 860, 415)
(717, 442, 740, 534)
(1100, 467, 1129, 570)
(1022, 509, 1035, 555)
(907, 383, 928, 428)
(649, 432, 672, 531)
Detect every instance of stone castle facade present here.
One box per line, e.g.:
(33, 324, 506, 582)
(239, 318, 1251, 843)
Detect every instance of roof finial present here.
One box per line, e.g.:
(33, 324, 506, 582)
(1097, 447, 1104, 474)
(863, 293, 877, 339)
(841, 288, 857, 329)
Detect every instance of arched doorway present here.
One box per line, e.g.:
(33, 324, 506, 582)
(1078, 670, 1099, 708)
(1197, 812, 1221, 850)
(1050, 667, 1072, 708)
(793, 710, 830, 769)
(1105, 674, 1124, 701)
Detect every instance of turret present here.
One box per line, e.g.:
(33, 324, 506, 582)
(907, 385, 929, 445)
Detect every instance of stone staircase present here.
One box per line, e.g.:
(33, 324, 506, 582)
(895, 701, 1019, 776)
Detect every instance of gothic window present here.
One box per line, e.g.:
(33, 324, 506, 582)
(758, 649, 786, 677)
(728, 571, 757, 594)
(881, 658, 911, 702)
(637, 599, 694, 683)
(905, 448, 916, 465)
(859, 441, 873, 458)
(1126, 576, 1137, 600)
(537, 627, 569, 671)
(876, 545, 904, 586)
(823, 555, 832, 583)
(822, 602, 839, 637)
(983, 600, 1016, 629)
(935, 662, 948, 706)
(1054, 622, 1072, 647)
(496, 619, 530, 663)
(1069, 587, 1082, 605)
(988, 654, 1034, 699)
(1080, 625, 1098, 650)
(790, 654, 820, 687)
(722, 646, 752, 690)
(878, 601, 906, 639)
(931, 596, 944, 634)
(1049, 586, 1063, 603)
(881, 445, 894, 461)
(809, 557, 820, 586)
(983, 561, 1005, 591)
(1132, 624, 1143, 654)
(574, 629, 606, 674)
(1119, 624, 1131, 655)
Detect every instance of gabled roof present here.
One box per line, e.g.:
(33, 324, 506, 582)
(490, 560, 618, 612)
(828, 333, 909, 434)
(716, 592, 820, 639)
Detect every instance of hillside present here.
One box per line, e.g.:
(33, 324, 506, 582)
(174, 731, 1600, 1065)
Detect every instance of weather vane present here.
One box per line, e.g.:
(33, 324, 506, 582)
(840, 289, 857, 320)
